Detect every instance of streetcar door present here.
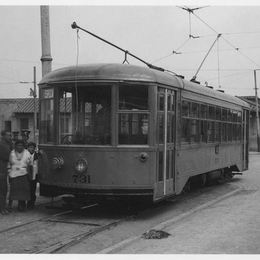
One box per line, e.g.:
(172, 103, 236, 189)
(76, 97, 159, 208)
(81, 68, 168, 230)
(242, 109, 249, 170)
(155, 88, 176, 199)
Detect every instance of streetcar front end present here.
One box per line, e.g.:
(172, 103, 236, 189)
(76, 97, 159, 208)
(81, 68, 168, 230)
(38, 65, 159, 202)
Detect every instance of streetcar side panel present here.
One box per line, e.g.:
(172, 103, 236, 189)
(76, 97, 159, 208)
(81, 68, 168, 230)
(174, 88, 247, 194)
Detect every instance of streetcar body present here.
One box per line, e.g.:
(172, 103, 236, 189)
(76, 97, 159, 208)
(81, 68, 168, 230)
(38, 63, 249, 202)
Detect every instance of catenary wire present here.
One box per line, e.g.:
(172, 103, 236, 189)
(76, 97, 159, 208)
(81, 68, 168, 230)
(192, 12, 260, 68)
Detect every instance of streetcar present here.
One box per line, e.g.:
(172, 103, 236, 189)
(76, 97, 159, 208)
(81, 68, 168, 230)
(38, 63, 249, 202)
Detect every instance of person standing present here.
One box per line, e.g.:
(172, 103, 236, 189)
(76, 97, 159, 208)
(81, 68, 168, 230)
(8, 140, 32, 212)
(0, 130, 12, 215)
(27, 142, 38, 209)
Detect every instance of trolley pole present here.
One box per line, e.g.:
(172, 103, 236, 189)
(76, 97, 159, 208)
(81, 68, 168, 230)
(254, 70, 260, 152)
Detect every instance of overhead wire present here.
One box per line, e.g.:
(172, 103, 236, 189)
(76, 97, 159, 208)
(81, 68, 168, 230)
(176, 38, 191, 51)
(173, 68, 253, 72)
(0, 82, 21, 85)
(152, 53, 174, 63)
(223, 31, 260, 35)
(192, 12, 260, 68)
(206, 70, 251, 81)
(153, 35, 260, 63)
(174, 45, 260, 55)
(151, 38, 190, 63)
(0, 58, 69, 66)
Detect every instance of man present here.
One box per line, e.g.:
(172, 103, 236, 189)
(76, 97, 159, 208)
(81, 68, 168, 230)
(0, 130, 12, 215)
(21, 129, 30, 149)
(27, 142, 38, 209)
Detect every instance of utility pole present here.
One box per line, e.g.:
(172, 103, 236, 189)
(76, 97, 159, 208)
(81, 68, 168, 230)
(40, 6, 52, 77)
(33, 66, 37, 143)
(20, 66, 37, 143)
(254, 70, 260, 152)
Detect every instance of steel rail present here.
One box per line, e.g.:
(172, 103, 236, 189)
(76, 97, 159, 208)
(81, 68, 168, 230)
(33, 218, 126, 254)
(0, 203, 98, 234)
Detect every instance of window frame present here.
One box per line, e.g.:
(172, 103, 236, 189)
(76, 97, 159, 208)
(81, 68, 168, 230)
(39, 87, 55, 144)
(181, 98, 243, 146)
(117, 83, 150, 146)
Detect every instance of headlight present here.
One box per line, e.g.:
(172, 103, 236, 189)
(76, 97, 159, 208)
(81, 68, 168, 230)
(74, 158, 88, 173)
(139, 152, 149, 162)
(52, 156, 64, 169)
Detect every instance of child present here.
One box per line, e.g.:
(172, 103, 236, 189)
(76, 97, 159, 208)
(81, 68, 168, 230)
(27, 142, 38, 209)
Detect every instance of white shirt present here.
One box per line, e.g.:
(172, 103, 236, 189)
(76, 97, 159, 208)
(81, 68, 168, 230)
(8, 149, 33, 178)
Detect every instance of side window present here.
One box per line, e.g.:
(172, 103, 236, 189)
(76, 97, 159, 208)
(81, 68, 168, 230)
(200, 120, 207, 143)
(216, 122, 221, 142)
(208, 106, 215, 142)
(190, 103, 199, 118)
(181, 100, 200, 143)
(181, 100, 243, 145)
(158, 89, 175, 144)
(181, 118, 190, 143)
(208, 121, 215, 142)
(201, 104, 208, 119)
(182, 101, 189, 117)
(200, 104, 208, 143)
(216, 107, 221, 120)
(181, 100, 190, 143)
(118, 85, 149, 145)
(222, 109, 227, 121)
(209, 106, 216, 120)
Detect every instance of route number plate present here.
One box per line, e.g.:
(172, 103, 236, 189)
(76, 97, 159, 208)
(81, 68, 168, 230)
(72, 174, 90, 184)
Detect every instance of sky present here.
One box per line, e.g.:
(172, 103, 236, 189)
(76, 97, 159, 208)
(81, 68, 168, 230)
(1, 2, 260, 98)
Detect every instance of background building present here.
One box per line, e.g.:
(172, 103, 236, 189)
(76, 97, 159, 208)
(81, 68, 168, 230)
(238, 96, 260, 151)
(0, 98, 39, 143)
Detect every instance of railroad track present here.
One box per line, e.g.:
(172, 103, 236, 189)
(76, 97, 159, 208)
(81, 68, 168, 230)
(0, 178, 241, 254)
(34, 218, 125, 253)
(0, 203, 98, 235)
(0, 201, 137, 254)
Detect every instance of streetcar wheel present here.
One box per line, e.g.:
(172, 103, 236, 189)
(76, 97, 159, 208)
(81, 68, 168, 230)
(183, 179, 191, 193)
(200, 173, 207, 187)
(226, 172, 234, 181)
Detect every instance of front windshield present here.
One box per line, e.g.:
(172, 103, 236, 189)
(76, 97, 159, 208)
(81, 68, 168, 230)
(59, 85, 111, 145)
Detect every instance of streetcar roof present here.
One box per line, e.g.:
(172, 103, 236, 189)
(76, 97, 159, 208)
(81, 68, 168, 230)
(39, 63, 249, 108)
(39, 63, 182, 85)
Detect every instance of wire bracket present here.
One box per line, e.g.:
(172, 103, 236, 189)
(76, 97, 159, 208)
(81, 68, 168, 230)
(123, 50, 129, 64)
(172, 50, 182, 55)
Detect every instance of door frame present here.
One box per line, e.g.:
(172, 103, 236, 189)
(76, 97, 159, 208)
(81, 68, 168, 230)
(154, 87, 176, 199)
